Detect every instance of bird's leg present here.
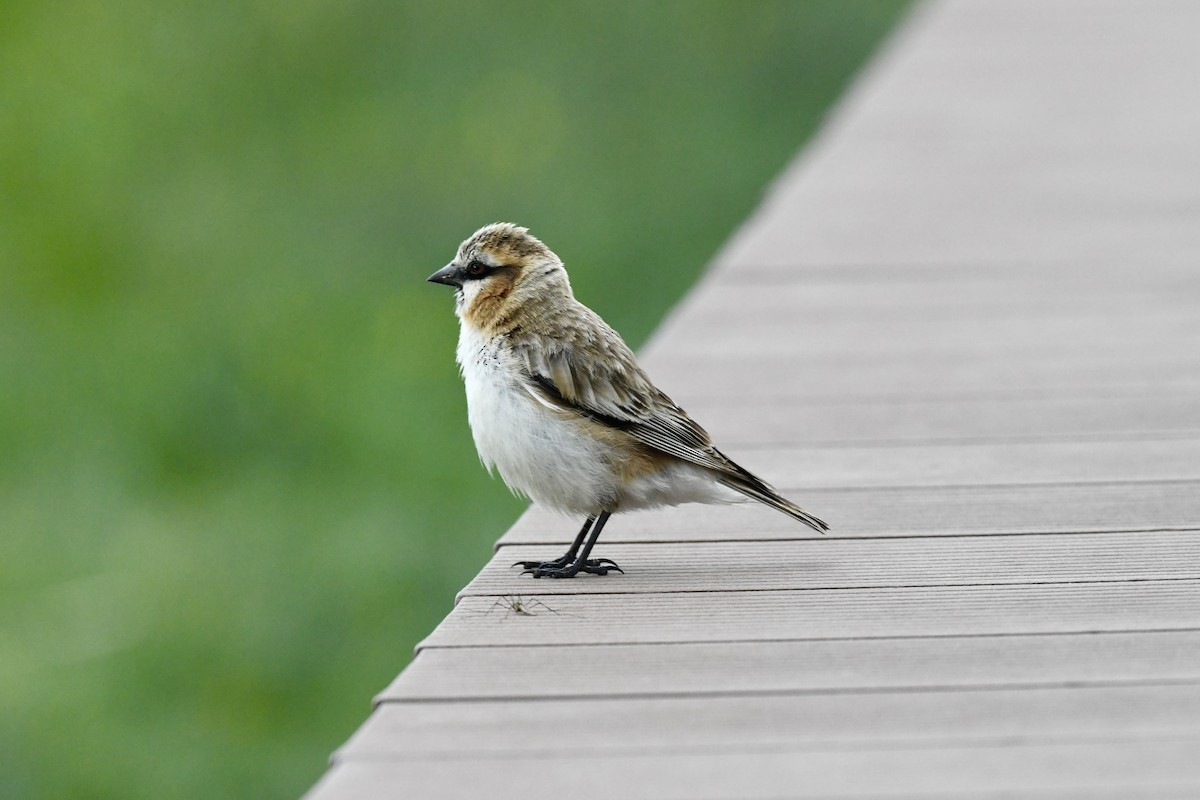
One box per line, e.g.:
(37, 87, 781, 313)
(521, 512, 621, 578)
(512, 516, 594, 570)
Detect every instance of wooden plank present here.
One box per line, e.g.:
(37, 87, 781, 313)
(308, 739, 1200, 800)
(646, 308, 1200, 360)
(693, 258, 1200, 299)
(675, 438, 1200, 490)
(696, 259, 1200, 293)
(462, 531, 1200, 597)
(731, 197, 1200, 272)
(708, 259, 1200, 288)
(605, 393, 1200, 447)
(344, 685, 1200, 759)
(420, 580, 1200, 649)
(643, 351, 1200, 401)
(656, 273, 1200, 327)
(380, 630, 1200, 702)
(497, 481, 1200, 544)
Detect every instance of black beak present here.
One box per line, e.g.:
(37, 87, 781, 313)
(427, 264, 462, 287)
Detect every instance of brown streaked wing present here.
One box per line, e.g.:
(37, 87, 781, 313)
(512, 313, 744, 477)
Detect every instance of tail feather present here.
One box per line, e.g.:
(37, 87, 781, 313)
(717, 474, 829, 534)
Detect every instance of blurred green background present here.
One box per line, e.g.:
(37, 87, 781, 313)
(0, 2, 907, 797)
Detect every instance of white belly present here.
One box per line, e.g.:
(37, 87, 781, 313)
(457, 330, 617, 515)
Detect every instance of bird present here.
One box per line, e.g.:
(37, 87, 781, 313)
(427, 222, 828, 578)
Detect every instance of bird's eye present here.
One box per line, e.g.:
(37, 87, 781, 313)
(465, 259, 489, 278)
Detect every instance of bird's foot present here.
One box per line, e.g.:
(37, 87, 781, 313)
(517, 558, 623, 578)
(512, 555, 572, 570)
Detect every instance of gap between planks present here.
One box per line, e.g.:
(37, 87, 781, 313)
(376, 678, 1200, 707)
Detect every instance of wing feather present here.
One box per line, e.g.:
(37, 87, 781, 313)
(512, 310, 739, 476)
(509, 303, 828, 533)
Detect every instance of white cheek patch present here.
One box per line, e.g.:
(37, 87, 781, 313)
(455, 281, 482, 318)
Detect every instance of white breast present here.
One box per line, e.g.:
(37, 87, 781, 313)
(456, 326, 617, 515)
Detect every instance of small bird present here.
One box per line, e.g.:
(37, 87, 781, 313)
(428, 223, 828, 578)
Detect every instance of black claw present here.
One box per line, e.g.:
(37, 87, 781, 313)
(519, 559, 621, 579)
(512, 557, 570, 570)
(521, 566, 577, 579)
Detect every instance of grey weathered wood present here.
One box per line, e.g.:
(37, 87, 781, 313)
(462, 531, 1200, 597)
(672, 394, 1200, 447)
(678, 282, 1200, 325)
(380, 630, 1200, 702)
(420, 580, 1200, 649)
(691, 262, 1200, 310)
(607, 438, 1200, 491)
(716, 2, 1200, 269)
(308, 739, 1200, 800)
(648, 308, 1200, 360)
(823, 2, 1200, 151)
(643, 352, 1200, 402)
(497, 481, 1200, 544)
(343, 685, 1200, 759)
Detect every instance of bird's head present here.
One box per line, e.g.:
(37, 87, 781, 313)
(428, 223, 572, 331)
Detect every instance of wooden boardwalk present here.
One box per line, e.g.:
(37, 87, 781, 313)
(307, 1, 1200, 797)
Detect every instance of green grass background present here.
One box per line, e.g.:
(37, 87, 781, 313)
(0, 2, 907, 797)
